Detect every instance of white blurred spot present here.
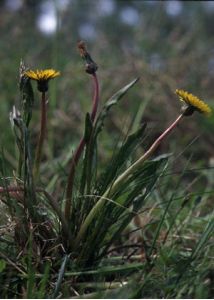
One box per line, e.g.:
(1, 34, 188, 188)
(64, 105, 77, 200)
(79, 23, 96, 40)
(5, 0, 23, 11)
(120, 7, 140, 26)
(97, 0, 115, 16)
(37, 13, 57, 35)
(165, 1, 183, 17)
(37, 0, 57, 35)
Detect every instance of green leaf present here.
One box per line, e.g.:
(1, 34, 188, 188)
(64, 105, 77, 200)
(190, 217, 214, 260)
(63, 262, 144, 277)
(52, 255, 69, 298)
(102, 157, 168, 247)
(83, 112, 93, 142)
(19, 60, 34, 127)
(80, 156, 168, 264)
(94, 77, 139, 137)
(96, 123, 147, 195)
(0, 259, 6, 272)
(80, 113, 95, 197)
(36, 262, 50, 298)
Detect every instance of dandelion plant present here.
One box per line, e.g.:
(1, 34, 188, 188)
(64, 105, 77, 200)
(25, 69, 60, 180)
(0, 41, 213, 298)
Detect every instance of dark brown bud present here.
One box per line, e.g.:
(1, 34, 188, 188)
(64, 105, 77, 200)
(77, 40, 98, 74)
(77, 40, 88, 58)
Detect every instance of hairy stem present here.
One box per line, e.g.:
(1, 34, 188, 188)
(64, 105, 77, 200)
(64, 73, 99, 220)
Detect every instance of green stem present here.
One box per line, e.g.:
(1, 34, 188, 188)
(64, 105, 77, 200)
(33, 92, 47, 180)
(73, 113, 184, 249)
(17, 152, 23, 178)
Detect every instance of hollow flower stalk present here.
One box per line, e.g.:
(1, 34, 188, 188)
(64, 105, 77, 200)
(73, 89, 212, 249)
(64, 42, 99, 220)
(25, 69, 60, 180)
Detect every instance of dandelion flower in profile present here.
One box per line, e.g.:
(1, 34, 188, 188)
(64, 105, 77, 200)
(25, 69, 60, 92)
(175, 89, 212, 116)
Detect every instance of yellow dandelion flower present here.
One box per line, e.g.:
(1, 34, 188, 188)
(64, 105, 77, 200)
(25, 69, 60, 92)
(175, 89, 212, 116)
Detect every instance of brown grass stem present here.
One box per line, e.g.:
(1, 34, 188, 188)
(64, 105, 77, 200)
(0, 185, 70, 240)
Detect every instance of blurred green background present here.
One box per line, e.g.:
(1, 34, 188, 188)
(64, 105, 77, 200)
(0, 0, 213, 169)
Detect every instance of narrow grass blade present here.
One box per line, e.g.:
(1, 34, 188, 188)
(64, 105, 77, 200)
(80, 113, 94, 195)
(190, 217, 214, 260)
(96, 123, 147, 195)
(98, 157, 169, 259)
(36, 262, 51, 298)
(149, 156, 192, 257)
(76, 156, 168, 265)
(52, 254, 69, 298)
(63, 262, 144, 277)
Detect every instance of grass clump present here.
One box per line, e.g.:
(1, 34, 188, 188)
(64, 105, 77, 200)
(0, 42, 213, 298)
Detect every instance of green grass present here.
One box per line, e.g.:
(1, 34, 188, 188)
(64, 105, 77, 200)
(0, 43, 213, 299)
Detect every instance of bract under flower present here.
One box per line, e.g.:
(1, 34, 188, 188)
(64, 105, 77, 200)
(175, 89, 212, 116)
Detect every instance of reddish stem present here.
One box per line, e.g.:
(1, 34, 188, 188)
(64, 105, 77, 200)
(107, 114, 184, 196)
(64, 73, 99, 220)
(142, 113, 183, 159)
(73, 114, 184, 249)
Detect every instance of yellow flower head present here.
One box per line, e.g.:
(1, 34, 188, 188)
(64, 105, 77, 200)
(175, 89, 212, 116)
(25, 69, 60, 92)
